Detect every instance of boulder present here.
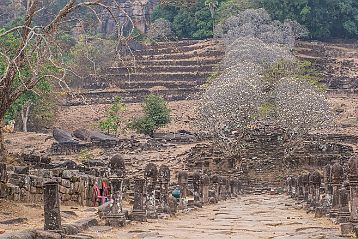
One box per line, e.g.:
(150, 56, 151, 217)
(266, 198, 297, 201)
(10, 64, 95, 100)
(73, 128, 117, 142)
(53, 128, 78, 144)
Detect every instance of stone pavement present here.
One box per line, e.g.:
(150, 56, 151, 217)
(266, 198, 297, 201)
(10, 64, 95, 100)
(95, 194, 341, 239)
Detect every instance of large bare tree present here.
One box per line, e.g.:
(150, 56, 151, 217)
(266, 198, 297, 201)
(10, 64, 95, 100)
(0, 0, 133, 159)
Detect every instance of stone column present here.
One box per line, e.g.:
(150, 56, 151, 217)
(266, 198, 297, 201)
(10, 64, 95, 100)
(323, 164, 333, 212)
(330, 162, 344, 218)
(43, 181, 61, 231)
(349, 156, 358, 222)
(200, 175, 210, 204)
(219, 176, 228, 201)
(144, 163, 158, 219)
(310, 171, 321, 207)
(158, 165, 170, 214)
(297, 175, 304, 200)
(103, 155, 126, 226)
(338, 181, 351, 223)
(302, 173, 309, 202)
(290, 177, 297, 198)
(210, 175, 219, 203)
(230, 179, 238, 197)
(132, 178, 147, 222)
(192, 172, 201, 205)
(0, 163, 7, 183)
(286, 176, 292, 196)
(177, 171, 188, 199)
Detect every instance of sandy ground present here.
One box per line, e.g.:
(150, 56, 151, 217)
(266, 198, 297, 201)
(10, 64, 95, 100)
(91, 194, 341, 239)
(0, 200, 96, 233)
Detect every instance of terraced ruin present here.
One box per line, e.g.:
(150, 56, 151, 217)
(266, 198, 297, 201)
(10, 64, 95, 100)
(0, 39, 357, 238)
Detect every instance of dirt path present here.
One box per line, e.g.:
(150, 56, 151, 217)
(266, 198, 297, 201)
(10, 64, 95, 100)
(94, 195, 340, 239)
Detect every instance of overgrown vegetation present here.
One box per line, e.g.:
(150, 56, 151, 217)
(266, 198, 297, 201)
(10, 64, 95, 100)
(99, 97, 126, 135)
(258, 0, 358, 39)
(129, 94, 170, 137)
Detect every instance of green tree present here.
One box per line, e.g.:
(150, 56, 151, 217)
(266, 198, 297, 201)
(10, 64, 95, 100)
(258, 0, 358, 39)
(99, 96, 126, 135)
(129, 94, 171, 137)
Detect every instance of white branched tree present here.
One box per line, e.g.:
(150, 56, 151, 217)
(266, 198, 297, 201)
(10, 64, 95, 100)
(214, 8, 308, 48)
(199, 8, 332, 161)
(0, 0, 134, 159)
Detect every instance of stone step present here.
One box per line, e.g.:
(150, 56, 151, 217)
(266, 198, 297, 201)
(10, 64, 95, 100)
(79, 72, 211, 87)
(135, 42, 222, 55)
(136, 50, 224, 60)
(126, 58, 222, 66)
(64, 88, 203, 105)
(107, 64, 218, 74)
(83, 80, 204, 90)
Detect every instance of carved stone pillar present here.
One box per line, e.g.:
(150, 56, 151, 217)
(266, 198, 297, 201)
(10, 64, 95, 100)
(158, 165, 170, 214)
(338, 181, 351, 223)
(297, 175, 304, 200)
(210, 175, 219, 203)
(43, 182, 61, 231)
(219, 176, 227, 201)
(310, 171, 321, 207)
(144, 163, 158, 219)
(290, 177, 297, 198)
(132, 178, 147, 222)
(177, 171, 188, 199)
(104, 155, 126, 226)
(192, 172, 201, 204)
(302, 173, 309, 202)
(0, 163, 7, 183)
(200, 175, 210, 204)
(330, 162, 344, 218)
(349, 156, 358, 222)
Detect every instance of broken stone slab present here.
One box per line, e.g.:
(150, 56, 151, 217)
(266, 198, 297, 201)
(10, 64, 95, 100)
(70, 218, 98, 231)
(53, 128, 78, 144)
(63, 235, 94, 239)
(0, 218, 28, 225)
(88, 226, 112, 233)
(0, 231, 36, 239)
(14, 167, 29, 175)
(73, 128, 118, 142)
(34, 230, 61, 239)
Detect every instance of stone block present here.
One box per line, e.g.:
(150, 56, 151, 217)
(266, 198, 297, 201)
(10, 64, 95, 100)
(14, 166, 29, 175)
(61, 179, 71, 188)
(34, 230, 62, 239)
(341, 223, 354, 236)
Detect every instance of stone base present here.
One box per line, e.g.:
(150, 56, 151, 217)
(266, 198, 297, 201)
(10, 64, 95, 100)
(131, 210, 147, 222)
(147, 211, 158, 219)
(338, 212, 351, 223)
(104, 214, 126, 227)
(340, 222, 354, 236)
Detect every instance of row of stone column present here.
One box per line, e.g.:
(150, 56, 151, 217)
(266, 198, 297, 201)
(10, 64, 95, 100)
(42, 155, 243, 231)
(286, 157, 358, 236)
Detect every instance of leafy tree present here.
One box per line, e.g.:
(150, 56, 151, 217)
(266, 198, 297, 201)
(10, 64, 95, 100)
(99, 96, 126, 135)
(258, 0, 358, 39)
(172, 8, 197, 38)
(129, 94, 170, 137)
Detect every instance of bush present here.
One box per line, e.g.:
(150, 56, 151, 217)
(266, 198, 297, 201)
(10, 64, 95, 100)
(129, 94, 170, 136)
(98, 96, 126, 135)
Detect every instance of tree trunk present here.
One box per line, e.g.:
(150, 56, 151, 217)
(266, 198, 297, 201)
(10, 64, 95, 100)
(21, 102, 31, 132)
(0, 118, 6, 162)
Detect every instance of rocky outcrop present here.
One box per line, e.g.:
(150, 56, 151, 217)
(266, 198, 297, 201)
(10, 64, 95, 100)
(98, 0, 159, 34)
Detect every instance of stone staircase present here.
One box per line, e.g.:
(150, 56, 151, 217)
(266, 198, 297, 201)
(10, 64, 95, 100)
(65, 40, 224, 105)
(294, 41, 358, 97)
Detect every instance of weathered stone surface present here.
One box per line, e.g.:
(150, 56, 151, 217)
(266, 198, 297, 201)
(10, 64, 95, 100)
(53, 128, 78, 144)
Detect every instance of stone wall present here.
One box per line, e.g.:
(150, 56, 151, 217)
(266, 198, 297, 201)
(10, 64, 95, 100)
(1, 166, 109, 206)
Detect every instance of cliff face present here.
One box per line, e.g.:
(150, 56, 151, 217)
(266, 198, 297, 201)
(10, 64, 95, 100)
(98, 0, 159, 34)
